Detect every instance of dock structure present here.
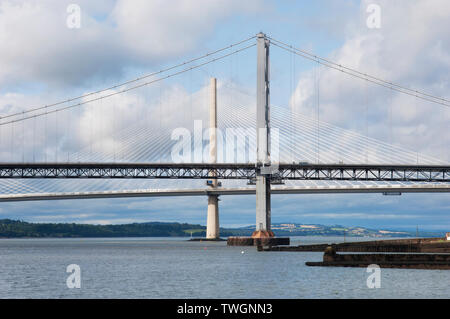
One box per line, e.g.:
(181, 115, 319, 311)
(306, 246, 450, 269)
(259, 238, 450, 253)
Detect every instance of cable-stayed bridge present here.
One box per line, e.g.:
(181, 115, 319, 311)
(0, 33, 449, 239)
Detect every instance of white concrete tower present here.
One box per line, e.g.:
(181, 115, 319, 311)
(206, 77, 220, 239)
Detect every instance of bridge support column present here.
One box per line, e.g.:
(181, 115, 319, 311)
(206, 194, 219, 239)
(254, 175, 273, 237)
(253, 32, 274, 239)
(206, 77, 220, 240)
(227, 33, 288, 246)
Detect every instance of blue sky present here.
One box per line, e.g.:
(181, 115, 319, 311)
(0, 0, 448, 231)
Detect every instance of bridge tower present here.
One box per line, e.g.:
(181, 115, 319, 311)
(206, 77, 220, 239)
(252, 32, 274, 238)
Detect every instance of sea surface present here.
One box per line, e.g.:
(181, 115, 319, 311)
(0, 236, 448, 299)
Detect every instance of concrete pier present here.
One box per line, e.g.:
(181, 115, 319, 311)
(258, 237, 450, 253)
(306, 246, 450, 269)
(227, 236, 290, 246)
(206, 194, 219, 239)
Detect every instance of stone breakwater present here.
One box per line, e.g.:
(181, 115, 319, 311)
(305, 246, 450, 269)
(259, 238, 450, 253)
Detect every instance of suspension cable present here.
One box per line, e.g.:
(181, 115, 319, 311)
(0, 43, 256, 126)
(0, 35, 257, 121)
(269, 37, 450, 108)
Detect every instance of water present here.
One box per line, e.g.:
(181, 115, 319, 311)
(0, 236, 448, 298)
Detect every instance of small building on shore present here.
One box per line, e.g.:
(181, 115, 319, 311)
(446, 233, 450, 241)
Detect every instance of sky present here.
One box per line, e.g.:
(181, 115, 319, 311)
(0, 0, 449, 231)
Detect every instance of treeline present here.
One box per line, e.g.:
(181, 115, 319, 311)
(0, 219, 214, 238)
(1, 219, 437, 238)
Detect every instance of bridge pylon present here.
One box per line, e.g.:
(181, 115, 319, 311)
(228, 33, 289, 246)
(253, 32, 274, 239)
(206, 77, 220, 239)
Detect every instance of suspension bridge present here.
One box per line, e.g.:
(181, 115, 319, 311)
(0, 33, 449, 240)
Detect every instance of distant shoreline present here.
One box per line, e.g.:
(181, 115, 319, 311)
(0, 219, 444, 239)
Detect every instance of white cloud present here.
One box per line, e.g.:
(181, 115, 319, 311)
(31, 213, 92, 220)
(111, 0, 257, 61)
(0, 0, 258, 88)
(290, 0, 450, 162)
(0, 0, 260, 163)
(0, 1, 120, 87)
(296, 213, 423, 220)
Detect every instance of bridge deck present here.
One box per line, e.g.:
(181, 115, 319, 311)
(0, 185, 449, 202)
(0, 163, 448, 182)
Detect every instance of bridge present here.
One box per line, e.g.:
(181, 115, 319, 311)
(0, 33, 448, 240)
(0, 163, 448, 182)
(1, 185, 448, 202)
